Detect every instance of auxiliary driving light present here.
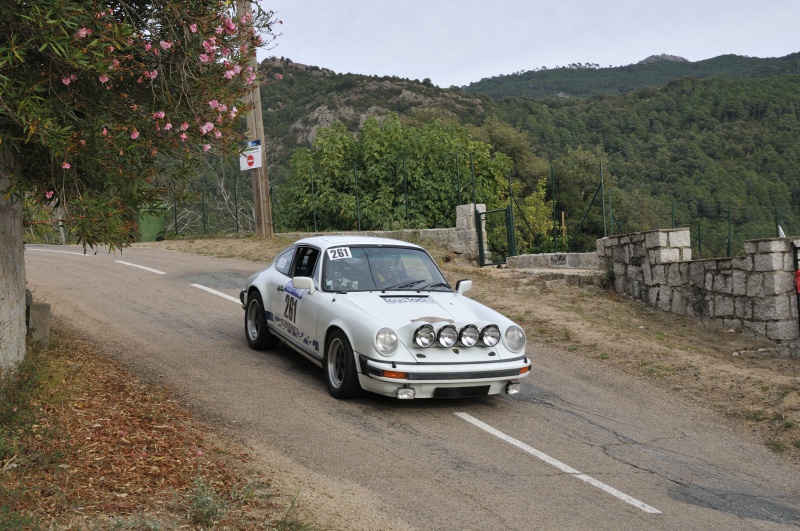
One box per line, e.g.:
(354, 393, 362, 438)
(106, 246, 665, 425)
(437, 325, 458, 348)
(396, 387, 416, 400)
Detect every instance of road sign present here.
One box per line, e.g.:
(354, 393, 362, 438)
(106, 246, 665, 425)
(239, 140, 262, 171)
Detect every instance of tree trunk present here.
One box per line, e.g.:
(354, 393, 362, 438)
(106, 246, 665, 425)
(0, 145, 26, 374)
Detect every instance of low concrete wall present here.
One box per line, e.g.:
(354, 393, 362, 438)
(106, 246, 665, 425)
(507, 252, 599, 270)
(598, 228, 800, 356)
(278, 203, 486, 263)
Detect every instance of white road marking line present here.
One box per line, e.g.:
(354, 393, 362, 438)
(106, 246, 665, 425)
(26, 248, 88, 256)
(191, 283, 241, 304)
(455, 412, 661, 514)
(115, 260, 167, 275)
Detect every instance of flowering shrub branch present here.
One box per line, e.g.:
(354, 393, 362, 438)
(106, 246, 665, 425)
(0, 0, 280, 248)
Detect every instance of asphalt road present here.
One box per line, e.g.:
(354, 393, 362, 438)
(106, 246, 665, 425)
(25, 244, 800, 530)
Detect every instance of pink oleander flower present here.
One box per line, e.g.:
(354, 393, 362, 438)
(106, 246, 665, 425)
(102, 127, 108, 135)
(218, 103, 227, 112)
(180, 132, 187, 141)
(199, 122, 214, 134)
(220, 47, 231, 57)
(276, 73, 283, 80)
(224, 69, 235, 79)
(215, 25, 224, 34)
(144, 43, 152, 52)
(203, 144, 211, 152)
(61, 162, 70, 169)
(164, 123, 173, 131)
(131, 130, 140, 139)
(159, 40, 172, 50)
(152, 110, 166, 119)
(45, 191, 54, 199)
(189, 23, 198, 33)
(214, 129, 222, 138)
(62, 77, 71, 85)
(246, 71, 256, 84)
(200, 53, 211, 63)
(229, 106, 237, 119)
(180, 122, 189, 131)
(208, 99, 219, 109)
(75, 27, 91, 39)
(99, 74, 109, 84)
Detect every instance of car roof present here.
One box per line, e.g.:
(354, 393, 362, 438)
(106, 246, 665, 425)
(292, 234, 424, 251)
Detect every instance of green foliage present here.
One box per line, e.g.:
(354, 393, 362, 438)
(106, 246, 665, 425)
(216, 53, 800, 254)
(274, 114, 555, 249)
(189, 477, 228, 528)
(0, 0, 279, 248)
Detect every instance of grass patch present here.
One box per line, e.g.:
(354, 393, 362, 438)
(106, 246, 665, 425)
(766, 439, 787, 453)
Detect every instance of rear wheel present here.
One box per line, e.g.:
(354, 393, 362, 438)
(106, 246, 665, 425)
(245, 291, 279, 349)
(324, 330, 362, 398)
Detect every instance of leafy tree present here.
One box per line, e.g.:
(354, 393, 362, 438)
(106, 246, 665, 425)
(0, 0, 279, 370)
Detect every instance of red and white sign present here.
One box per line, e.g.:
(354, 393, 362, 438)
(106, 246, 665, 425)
(239, 141, 262, 171)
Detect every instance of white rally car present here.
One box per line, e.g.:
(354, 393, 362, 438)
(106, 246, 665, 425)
(240, 235, 530, 399)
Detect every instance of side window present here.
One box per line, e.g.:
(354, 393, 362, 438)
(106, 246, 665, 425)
(273, 247, 295, 276)
(293, 247, 320, 278)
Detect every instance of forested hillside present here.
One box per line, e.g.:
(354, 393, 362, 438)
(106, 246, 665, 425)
(464, 52, 800, 100)
(253, 54, 800, 256)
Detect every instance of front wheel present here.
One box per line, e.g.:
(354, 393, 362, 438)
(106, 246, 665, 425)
(324, 330, 362, 399)
(245, 291, 280, 350)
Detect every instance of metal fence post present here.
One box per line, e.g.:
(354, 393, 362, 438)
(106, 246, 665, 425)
(354, 161, 361, 231)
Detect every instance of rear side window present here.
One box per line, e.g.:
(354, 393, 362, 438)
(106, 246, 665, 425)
(274, 247, 295, 276)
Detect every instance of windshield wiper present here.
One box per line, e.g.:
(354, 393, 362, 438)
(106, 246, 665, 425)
(382, 279, 425, 291)
(420, 282, 451, 291)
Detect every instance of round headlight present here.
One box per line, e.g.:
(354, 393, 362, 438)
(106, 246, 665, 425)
(504, 325, 526, 352)
(413, 324, 436, 348)
(375, 328, 398, 356)
(437, 325, 458, 348)
(459, 325, 479, 347)
(480, 325, 500, 347)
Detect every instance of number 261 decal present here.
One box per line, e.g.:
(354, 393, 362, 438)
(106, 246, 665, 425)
(327, 247, 352, 260)
(283, 294, 297, 323)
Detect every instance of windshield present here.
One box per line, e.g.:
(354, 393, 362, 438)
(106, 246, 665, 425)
(322, 246, 450, 293)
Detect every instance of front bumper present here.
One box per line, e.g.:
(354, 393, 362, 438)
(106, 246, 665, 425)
(357, 354, 531, 399)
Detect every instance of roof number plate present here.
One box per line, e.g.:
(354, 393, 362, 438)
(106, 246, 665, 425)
(327, 247, 352, 260)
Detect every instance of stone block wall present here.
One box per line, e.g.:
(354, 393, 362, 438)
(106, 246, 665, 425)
(597, 228, 800, 356)
(507, 252, 599, 270)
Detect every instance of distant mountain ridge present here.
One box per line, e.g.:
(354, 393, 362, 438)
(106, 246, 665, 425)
(463, 52, 800, 100)
(637, 54, 689, 64)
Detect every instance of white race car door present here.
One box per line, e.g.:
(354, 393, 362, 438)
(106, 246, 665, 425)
(272, 246, 323, 362)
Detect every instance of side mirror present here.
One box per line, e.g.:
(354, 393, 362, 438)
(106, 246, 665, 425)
(292, 276, 315, 293)
(456, 279, 472, 295)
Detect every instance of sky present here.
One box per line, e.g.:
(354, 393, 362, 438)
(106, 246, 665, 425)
(256, 0, 800, 88)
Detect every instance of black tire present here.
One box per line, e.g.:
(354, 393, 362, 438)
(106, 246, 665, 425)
(245, 291, 280, 350)
(324, 330, 362, 398)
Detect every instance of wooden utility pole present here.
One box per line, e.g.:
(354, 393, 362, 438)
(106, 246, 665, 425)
(237, 0, 273, 238)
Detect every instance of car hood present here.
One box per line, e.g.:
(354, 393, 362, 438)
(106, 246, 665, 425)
(338, 291, 518, 362)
